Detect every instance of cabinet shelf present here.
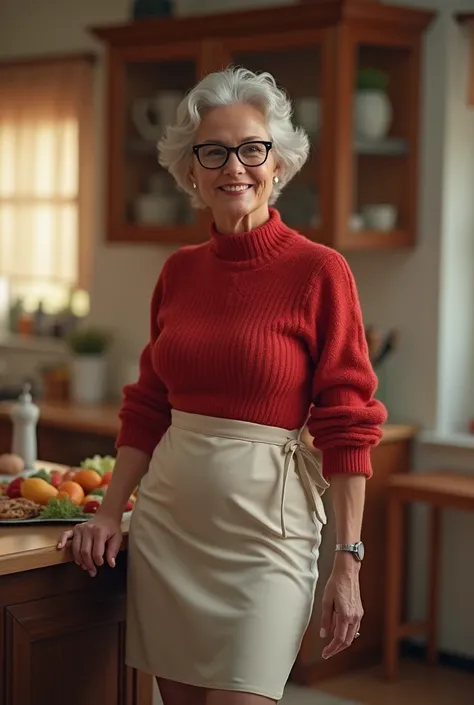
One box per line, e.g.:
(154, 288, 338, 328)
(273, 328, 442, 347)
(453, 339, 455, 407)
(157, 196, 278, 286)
(345, 228, 411, 250)
(354, 137, 409, 156)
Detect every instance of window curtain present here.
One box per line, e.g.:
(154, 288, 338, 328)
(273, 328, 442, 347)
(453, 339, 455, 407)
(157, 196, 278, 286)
(0, 57, 94, 308)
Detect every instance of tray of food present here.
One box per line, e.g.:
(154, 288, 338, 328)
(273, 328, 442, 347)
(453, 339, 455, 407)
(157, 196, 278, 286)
(0, 454, 135, 525)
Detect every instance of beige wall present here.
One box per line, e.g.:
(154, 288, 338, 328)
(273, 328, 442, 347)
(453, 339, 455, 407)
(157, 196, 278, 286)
(2, 0, 474, 661)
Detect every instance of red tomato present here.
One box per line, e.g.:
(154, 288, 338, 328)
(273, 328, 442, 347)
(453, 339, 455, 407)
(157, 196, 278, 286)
(50, 471, 63, 489)
(7, 477, 24, 499)
(101, 471, 113, 487)
(83, 500, 101, 514)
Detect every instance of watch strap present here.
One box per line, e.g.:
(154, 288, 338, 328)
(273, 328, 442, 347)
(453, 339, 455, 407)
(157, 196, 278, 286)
(335, 541, 364, 561)
(335, 543, 359, 551)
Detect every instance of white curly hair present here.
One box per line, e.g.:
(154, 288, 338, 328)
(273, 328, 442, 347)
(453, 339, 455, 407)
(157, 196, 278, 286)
(157, 66, 310, 208)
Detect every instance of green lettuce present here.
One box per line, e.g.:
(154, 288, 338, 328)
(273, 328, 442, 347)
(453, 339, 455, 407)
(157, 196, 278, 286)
(80, 455, 115, 476)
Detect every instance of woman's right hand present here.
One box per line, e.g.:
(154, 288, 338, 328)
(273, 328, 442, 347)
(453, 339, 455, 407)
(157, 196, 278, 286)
(57, 512, 123, 577)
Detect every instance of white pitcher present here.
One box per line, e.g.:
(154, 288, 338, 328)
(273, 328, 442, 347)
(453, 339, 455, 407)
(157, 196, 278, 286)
(132, 90, 183, 141)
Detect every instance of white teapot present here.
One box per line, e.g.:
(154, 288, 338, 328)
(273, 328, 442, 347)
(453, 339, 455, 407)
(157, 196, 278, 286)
(132, 90, 183, 142)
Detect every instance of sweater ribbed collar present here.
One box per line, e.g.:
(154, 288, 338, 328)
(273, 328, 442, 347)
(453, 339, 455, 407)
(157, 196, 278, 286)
(210, 208, 296, 267)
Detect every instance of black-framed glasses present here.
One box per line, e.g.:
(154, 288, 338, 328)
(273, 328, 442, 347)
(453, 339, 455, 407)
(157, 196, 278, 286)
(192, 140, 272, 170)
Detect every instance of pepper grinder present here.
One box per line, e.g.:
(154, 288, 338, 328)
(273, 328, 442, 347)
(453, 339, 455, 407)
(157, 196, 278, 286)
(10, 382, 40, 470)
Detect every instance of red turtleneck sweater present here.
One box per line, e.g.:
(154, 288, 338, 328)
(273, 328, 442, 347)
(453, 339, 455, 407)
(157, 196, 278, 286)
(116, 209, 387, 477)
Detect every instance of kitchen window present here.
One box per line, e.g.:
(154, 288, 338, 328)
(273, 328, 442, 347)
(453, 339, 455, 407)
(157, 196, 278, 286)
(0, 56, 94, 326)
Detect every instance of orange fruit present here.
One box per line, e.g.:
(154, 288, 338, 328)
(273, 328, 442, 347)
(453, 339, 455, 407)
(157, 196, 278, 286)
(21, 477, 58, 506)
(57, 480, 85, 506)
(73, 469, 102, 493)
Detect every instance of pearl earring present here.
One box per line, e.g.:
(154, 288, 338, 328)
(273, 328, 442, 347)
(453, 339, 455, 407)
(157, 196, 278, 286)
(192, 182, 197, 190)
(273, 176, 279, 185)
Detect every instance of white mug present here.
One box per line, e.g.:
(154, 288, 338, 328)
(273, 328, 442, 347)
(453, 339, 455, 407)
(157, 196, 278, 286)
(363, 204, 398, 231)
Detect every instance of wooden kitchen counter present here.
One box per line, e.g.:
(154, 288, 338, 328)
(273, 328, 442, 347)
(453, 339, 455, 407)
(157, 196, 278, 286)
(0, 399, 120, 436)
(0, 505, 152, 705)
(0, 516, 130, 577)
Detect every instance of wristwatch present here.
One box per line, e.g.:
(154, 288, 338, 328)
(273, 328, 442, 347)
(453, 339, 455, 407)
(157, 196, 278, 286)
(335, 541, 365, 562)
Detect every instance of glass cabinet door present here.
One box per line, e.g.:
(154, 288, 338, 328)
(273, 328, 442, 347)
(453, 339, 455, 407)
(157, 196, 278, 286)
(228, 34, 325, 236)
(348, 41, 417, 245)
(120, 55, 198, 237)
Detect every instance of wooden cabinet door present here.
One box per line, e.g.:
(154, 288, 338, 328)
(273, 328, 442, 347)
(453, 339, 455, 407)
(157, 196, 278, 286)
(5, 590, 135, 705)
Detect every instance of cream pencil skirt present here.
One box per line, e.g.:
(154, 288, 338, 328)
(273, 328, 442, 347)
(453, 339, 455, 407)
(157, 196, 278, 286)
(126, 410, 329, 701)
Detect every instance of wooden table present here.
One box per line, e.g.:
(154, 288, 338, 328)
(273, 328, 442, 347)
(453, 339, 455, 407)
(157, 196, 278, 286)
(384, 470, 474, 680)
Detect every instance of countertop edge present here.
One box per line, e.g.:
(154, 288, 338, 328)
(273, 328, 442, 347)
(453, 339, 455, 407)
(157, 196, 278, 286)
(0, 534, 129, 577)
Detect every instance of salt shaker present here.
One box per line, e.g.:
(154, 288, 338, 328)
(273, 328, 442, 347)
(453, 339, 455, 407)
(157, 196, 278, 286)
(10, 382, 40, 470)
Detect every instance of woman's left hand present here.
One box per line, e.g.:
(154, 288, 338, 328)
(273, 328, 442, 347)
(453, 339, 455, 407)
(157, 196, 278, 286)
(319, 558, 363, 659)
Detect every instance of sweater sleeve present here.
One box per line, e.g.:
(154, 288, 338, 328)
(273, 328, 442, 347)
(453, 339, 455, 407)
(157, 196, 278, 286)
(115, 264, 172, 457)
(307, 252, 387, 478)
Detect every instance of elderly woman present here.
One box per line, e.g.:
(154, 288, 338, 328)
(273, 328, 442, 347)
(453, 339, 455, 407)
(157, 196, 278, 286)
(58, 67, 386, 705)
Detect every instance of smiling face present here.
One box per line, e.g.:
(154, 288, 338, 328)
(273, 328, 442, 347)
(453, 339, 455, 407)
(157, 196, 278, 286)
(190, 103, 279, 234)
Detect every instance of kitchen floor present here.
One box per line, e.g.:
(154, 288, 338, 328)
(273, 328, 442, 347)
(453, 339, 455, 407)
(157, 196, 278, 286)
(314, 658, 474, 705)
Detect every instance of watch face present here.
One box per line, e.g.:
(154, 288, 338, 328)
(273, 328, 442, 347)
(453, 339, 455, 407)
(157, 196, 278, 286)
(356, 541, 365, 561)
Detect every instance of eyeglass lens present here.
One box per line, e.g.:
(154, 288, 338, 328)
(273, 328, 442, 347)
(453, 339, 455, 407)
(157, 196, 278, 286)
(196, 142, 270, 169)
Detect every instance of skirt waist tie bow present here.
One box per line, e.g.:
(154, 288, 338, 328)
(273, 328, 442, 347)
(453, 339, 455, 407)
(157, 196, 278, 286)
(281, 438, 330, 538)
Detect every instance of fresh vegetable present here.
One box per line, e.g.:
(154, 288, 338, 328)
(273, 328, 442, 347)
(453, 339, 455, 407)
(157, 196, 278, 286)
(83, 499, 101, 514)
(83, 493, 103, 505)
(50, 470, 64, 489)
(74, 468, 102, 492)
(21, 477, 58, 505)
(31, 469, 52, 484)
(124, 497, 135, 512)
(7, 477, 24, 499)
(89, 487, 106, 498)
(40, 497, 85, 520)
(80, 455, 115, 477)
(30, 468, 66, 488)
(101, 471, 113, 487)
(57, 481, 85, 506)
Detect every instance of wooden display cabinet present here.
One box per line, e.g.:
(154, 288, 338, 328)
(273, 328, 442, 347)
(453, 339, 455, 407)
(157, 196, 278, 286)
(90, 0, 434, 250)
